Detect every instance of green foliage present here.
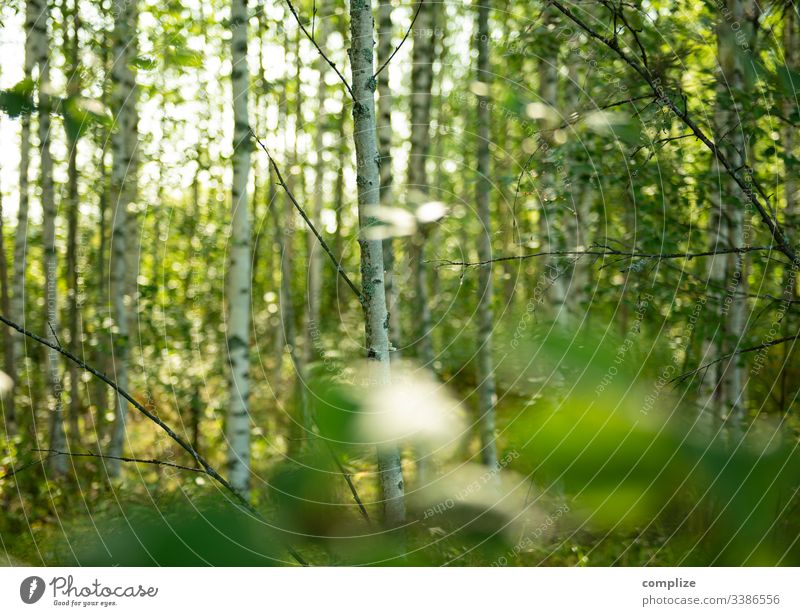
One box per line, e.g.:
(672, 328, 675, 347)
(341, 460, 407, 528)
(0, 78, 35, 117)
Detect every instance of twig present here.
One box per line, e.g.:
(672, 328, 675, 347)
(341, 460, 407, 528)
(251, 129, 365, 306)
(672, 332, 800, 384)
(373, 0, 425, 80)
(32, 448, 205, 474)
(47, 321, 61, 348)
(630, 133, 695, 159)
(282, 0, 354, 98)
(549, 0, 800, 267)
(431, 245, 774, 268)
(0, 453, 55, 481)
(320, 439, 372, 523)
(0, 313, 308, 566)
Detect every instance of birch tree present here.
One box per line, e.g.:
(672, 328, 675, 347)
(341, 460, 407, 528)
(377, 1, 401, 356)
(225, 0, 253, 496)
(9, 0, 39, 434)
(0, 131, 11, 431)
(307, 19, 332, 365)
(107, 0, 139, 475)
(63, 0, 82, 444)
(349, 0, 405, 525)
(407, 0, 438, 366)
(29, 0, 68, 473)
(537, 6, 567, 323)
(703, 0, 754, 432)
(783, 3, 798, 299)
(474, 0, 498, 469)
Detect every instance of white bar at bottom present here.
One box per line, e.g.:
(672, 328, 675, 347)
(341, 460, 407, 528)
(1, 567, 797, 615)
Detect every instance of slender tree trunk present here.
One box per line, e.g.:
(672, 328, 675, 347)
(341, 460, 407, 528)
(349, 0, 406, 525)
(107, 0, 138, 475)
(32, 0, 67, 474)
(779, 2, 799, 409)
(64, 0, 82, 447)
(9, 0, 39, 434)
(538, 7, 566, 323)
(475, 0, 498, 469)
(704, 0, 753, 434)
(564, 62, 590, 318)
(93, 122, 110, 440)
(783, 5, 798, 299)
(225, 0, 253, 497)
(377, 1, 401, 357)
(332, 104, 349, 309)
(0, 137, 12, 432)
(307, 22, 329, 358)
(408, 0, 438, 368)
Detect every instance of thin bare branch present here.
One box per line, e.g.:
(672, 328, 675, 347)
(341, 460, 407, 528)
(672, 332, 800, 384)
(251, 129, 365, 306)
(431, 245, 774, 268)
(32, 448, 205, 474)
(373, 0, 426, 80)
(320, 439, 372, 524)
(282, 0, 354, 98)
(0, 453, 55, 481)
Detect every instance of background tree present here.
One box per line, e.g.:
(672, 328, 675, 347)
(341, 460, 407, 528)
(225, 0, 253, 496)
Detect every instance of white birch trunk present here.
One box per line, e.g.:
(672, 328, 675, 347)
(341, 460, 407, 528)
(31, 0, 67, 474)
(349, 0, 406, 525)
(225, 0, 253, 496)
(703, 0, 752, 433)
(107, 0, 138, 475)
(377, 1, 401, 356)
(9, 0, 38, 431)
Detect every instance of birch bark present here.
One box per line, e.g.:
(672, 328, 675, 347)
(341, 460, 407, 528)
(349, 0, 405, 525)
(32, 0, 67, 473)
(107, 0, 138, 475)
(225, 0, 253, 495)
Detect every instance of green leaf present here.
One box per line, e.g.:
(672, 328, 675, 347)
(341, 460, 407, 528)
(0, 78, 35, 118)
(131, 56, 158, 70)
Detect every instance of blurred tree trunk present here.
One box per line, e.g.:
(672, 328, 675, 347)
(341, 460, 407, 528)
(305, 20, 329, 367)
(538, 6, 566, 323)
(9, 0, 39, 435)
(63, 0, 82, 447)
(377, 1, 401, 358)
(409, 0, 440, 483)
(408, 0, 438, 369)
(32, 0, 67, 475)
(783, 5, 798, 299)
(332, 103, 348, 308)
(225, 0, 253, 497)
(349, 0, 406, 525)
(563, 62, 590, 319)
(780, 1, 799, 411)
(475, 0, 498, 469)
(0, 136, 11, 431)
(703, 0, 754, 433)
(93, 126, 110, 440)
(91, 13, 111, 443)
(108, 0, 139, 475)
